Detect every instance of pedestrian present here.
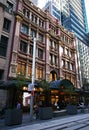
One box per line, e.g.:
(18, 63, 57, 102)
(17, 102, 21, 109)
(34, 104, 39, 119)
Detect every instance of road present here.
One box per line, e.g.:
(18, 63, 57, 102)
(3, 113, 89, 130)
(43, 117, 89, 130)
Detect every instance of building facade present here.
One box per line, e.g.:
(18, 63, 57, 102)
(43, 0, 89, 88)
(0, 0, 17, 108)
(8, 0, 79, 89)
(0, 0, 81, 110)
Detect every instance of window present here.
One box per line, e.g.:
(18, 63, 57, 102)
(50, 40, 53, 48)
(20, 41, 27, 53)
(66, 61, 70, 69)
(0, 70, 4, 80)
(31, 14, 34, 22)
(42, 21, 44, 27)
(17, 62, 26, 76)
(0, 35, 8, 57)
(39, 33, 43, 42)
(54, 42, 58, 50)
(70, 63, 74, 71)
(23, 8, 26, 16)
(3, 18, 11, 32)
(50, 53, 53, 64)
(27, 11, 29, 18)
(62, 60, 65, 68)
(29, 45, 33, 55)
(70, 51, 73, 57)
(61, 46, 65, 54)
(21, 24, 29, 35)
(35, 17, 37, 24)
(65, 48, 69, 55)
(54, 55, 57, 65)
(28, 66, 32, 77)
(38, 48, 43, 59)
(6, 1, 13, 14)
(30, 29, 36, 38)
(36, 67, 43, 79)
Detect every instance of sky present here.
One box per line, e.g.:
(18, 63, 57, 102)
(38, 0, 89, 29)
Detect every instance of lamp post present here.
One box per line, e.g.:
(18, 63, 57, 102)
(29, 38, 36, 121)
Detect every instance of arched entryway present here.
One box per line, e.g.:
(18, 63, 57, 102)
(50, 70, 57, 81)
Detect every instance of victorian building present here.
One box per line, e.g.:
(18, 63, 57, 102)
(9, 0, 79, 88)
(0, 0, 80, 109)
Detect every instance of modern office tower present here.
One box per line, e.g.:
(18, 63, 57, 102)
(61, 0, 88, 44)
(30, 0, 38, 5)
(78, 41, 89, 88)
(43, 0, 88, 43)
(43, 0, 89, 88)
(43, 0, 61, 21)
(0, 0, 17, 108)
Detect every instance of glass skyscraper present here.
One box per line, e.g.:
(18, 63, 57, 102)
(61, 0, 88, 45)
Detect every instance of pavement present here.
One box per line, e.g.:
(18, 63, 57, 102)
(1, 112, 89, 130)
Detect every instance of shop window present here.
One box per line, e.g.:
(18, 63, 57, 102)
(3, 18, 11, 32)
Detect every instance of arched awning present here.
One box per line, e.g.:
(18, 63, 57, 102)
(50, 79, 74, 90)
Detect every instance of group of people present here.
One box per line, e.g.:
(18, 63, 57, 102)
(54, 100, 66, 110)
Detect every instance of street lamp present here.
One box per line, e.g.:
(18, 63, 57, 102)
(28, 38, 36, 121)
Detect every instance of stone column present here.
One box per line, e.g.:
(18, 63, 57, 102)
(9, 15, 23, 77)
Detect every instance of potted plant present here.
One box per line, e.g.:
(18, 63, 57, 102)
(5, 73, 26, 126)
(39, 79, 53, 119)
(64, 86, 77, 115)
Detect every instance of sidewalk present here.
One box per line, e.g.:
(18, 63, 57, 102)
(11, 113, 89, 130)
(1, 112, 89, 130)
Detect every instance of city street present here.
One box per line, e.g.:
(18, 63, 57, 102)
(8, 113, 89, 130)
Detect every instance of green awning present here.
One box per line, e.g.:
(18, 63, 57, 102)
(50, 79, 74, 90)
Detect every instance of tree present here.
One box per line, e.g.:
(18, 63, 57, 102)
(39, 79, 51, 107)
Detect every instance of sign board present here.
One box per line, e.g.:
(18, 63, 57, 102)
(28, 83, 34, 91)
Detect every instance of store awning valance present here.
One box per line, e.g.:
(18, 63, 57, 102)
(50, 79, 74, 90)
